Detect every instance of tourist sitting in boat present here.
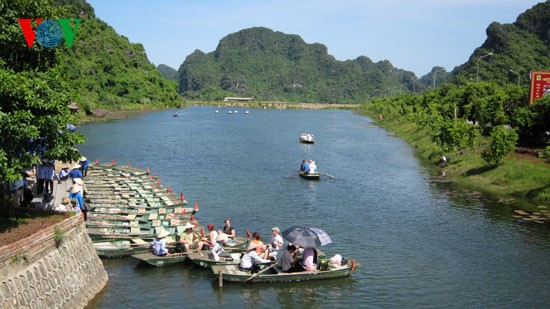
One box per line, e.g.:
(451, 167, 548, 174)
(279, 244, 303, 273)
(239, 244, 271, 272)
(203, 223, 218, 249)
(302, 247, 318, 271)
(307, 160, 317, 174)
(248, 232, 269, 259)
(299, 160, 307, 172)
(268, 227, 284, 260)
(222, 218, 236, 244)
(151, 230, 172, 257)
(301, 160, 310, 173)
(179, 222, 206, 252)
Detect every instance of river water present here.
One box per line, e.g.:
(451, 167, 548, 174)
(81, 106, 549, 308)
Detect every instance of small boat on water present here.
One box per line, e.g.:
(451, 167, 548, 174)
(299, 172, 321, 180)
(228, 111, 232, 114)
(93, 239, 151, 258)
(245, 110, 250, 114)
(211, 259, 358, 284)
(131, 251, 189, 267)
(187, 251, 242, 269)
(173, 112, 180, 117)
(299, 133, 314, 144)
(215, 110, 219, 114)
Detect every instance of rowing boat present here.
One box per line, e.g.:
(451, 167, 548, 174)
(131, 251, 189, 266)
(211, 259, 357, 283)
(93, 239, 151, 258)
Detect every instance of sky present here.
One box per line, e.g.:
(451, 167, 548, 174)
(86, 0, 544, 77)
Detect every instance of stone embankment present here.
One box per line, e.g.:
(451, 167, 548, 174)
(0, 214, 108, 308)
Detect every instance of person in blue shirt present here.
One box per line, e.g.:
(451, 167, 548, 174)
(69, 163, 82, 183)
(299, 160, 307, 172)
(151, 230, 172, 257)
(79, 157, 89, 177)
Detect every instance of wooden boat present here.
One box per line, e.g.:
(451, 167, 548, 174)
(211, 259, 357, 283)
(93, 239, 150, 258)
(299, 133, 314, 144)
(299, 172, 321, 180)
(187, 251, 242, 268)
(131, 251, 189, 266)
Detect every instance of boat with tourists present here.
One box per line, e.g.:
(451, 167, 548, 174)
(211, 259, 358, 284)
(299, 133, 314, 144)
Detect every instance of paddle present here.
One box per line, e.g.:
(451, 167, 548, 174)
(285, 172, 301, 178)
(240, 262, 277, 285)
(319, 172, 336, 179)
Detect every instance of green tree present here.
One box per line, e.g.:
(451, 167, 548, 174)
(482, 126, 518, 166)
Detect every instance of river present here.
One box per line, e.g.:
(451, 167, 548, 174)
(80, 106, 549, 308)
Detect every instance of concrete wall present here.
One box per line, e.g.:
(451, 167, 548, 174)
(0, 215, 108, 308)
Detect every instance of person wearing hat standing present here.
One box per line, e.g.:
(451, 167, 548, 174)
(268, 227, 284, 260)
(79, 157, 89, 177)
(179, 222, 206, 252)
(151, 230, 172, 257)
(239, 244, 271, 272)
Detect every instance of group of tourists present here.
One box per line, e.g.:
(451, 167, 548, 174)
(299, 159, 317, 174)
(149, 217, 341, 274)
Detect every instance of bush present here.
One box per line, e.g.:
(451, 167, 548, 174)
(482, 126, 518, 166)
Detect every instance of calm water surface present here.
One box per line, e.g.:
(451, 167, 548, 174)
(81, 107, 549, 308)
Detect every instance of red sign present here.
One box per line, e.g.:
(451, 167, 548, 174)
(529, 70, 550, 104)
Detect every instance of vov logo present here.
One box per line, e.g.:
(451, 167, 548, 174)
(18, 18, 82, 48)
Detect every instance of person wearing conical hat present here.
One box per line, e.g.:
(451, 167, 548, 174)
(151, 230, 172, 257)
(69, 163, 83, 184)
(69, 180, 87, 221)
(179, 222, 205, 252)
(78, 156, 89, 177)
(54, 196, 71, 212)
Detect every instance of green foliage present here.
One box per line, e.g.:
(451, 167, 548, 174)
(53, 226, 63, 247)
(178, 27, 420, 103)
(538, 146, 550, 158)
(53, 0, 182, 110)
(451, 2, 550, 86)
(482, 126, 518, 166)
(157, 64, 178, 81)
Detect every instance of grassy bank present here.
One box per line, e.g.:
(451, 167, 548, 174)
(359, 109, 550, 207)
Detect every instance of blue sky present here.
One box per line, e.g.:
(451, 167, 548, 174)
(87, 0, 543, 77)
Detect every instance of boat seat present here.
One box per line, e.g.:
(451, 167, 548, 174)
(131, 238, 147, 245)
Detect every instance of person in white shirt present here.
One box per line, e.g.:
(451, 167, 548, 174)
(239, 244, 271, 272)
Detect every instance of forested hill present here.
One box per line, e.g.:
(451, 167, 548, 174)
(451, 1, 550, 85)
(157, 64, 178, 81)
(178, 27, 420, 103)
(56, 0, 181, 110)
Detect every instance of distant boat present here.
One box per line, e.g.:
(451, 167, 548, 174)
(245, 110, 250, 114)
(228, 111, 232, 114)
(215, 110, 219, 114)
(173, 112, 180, 117)
(234, 110, 239, 114)
(299, 133, 314, 144)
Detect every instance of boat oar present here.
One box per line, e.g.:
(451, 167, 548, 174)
(320, 172, 336, 179)
(240, 262, 277, 285)
(285, 172, 301, 178)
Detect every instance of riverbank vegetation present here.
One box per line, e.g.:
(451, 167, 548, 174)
(359, 82, 550, 205)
